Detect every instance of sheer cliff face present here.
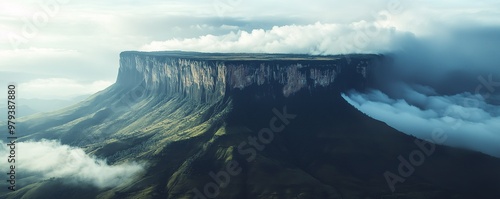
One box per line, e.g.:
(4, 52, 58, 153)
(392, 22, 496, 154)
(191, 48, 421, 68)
(117, 52, 380, 102)
(118, 54, 226, 102)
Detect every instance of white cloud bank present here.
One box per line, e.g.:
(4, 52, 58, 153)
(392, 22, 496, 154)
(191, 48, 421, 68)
(342, 84, 500, 157)
(140, 21, 407, 55)
(0, 140, 145, 188)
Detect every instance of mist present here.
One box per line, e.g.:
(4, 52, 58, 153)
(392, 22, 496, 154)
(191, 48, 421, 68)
(341, 24, 500, 158)
(0, 140, 145, 189)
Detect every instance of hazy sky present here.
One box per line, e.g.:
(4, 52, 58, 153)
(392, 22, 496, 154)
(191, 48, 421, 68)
(1, 0, 499, 99)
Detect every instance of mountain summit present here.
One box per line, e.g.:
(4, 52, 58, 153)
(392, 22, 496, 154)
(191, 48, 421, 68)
(5, 51, 500, 199)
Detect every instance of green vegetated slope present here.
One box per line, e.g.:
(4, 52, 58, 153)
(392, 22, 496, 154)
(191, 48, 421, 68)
(3, 52, 500, 199)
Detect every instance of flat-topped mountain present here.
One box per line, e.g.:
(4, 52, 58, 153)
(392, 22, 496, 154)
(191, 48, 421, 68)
(117, 51, 378, 101)
(4, 51, 500, 199)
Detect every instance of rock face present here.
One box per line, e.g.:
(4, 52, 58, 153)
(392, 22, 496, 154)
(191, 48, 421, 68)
(117, 51, 379, 102)
(6, 51, 500, 199)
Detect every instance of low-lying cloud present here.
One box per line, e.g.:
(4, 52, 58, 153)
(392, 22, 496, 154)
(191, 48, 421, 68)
(0, 140, 145, 189)
(342, 83, 500, 157)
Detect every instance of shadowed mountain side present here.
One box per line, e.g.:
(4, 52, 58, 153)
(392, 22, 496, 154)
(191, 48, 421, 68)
(3, 52, 500, 199)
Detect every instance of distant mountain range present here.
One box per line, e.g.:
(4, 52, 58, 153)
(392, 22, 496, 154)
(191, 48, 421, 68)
(0, 96, 89, 118)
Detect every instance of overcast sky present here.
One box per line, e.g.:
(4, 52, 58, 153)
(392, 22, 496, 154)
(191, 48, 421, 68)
(0, 0, 499, 99)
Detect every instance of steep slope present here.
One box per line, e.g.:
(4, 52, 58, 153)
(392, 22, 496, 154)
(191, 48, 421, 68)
(4, 51, 500, 199)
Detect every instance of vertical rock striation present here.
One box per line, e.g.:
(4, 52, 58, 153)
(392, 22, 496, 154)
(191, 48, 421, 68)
(117, 51, 382, 102)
